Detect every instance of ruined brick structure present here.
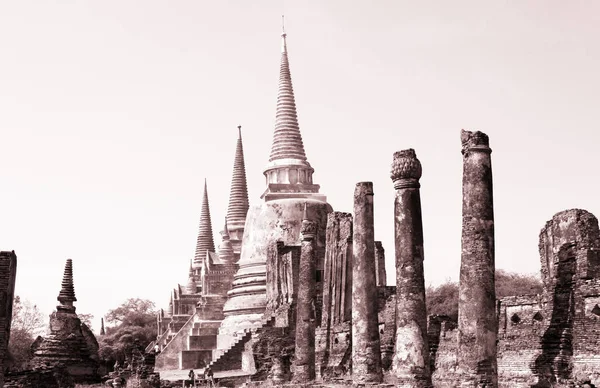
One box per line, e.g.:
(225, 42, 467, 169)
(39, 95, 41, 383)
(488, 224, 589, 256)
(0, 250, 17, 387)
(30, 259, 101, 383)
(494, 209, 600, 387)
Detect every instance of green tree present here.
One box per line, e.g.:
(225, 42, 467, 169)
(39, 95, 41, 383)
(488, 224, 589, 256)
(8, 296, 46, 371)
(98, 298, 157, 367)
(425, 270, 543, 322)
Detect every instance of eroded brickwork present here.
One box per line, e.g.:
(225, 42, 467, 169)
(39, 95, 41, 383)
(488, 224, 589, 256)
(431, 209, 600, 388)
(0, 250, 17, 387)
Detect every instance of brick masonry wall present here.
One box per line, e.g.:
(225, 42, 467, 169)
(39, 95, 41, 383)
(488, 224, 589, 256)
(0, 251, 17, 387)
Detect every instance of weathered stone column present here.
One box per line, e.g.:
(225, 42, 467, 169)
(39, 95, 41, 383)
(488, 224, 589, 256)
(375, 241, 387, 287)
(352, 182, 382, 383)
(294, 205, 318, 382)
(390, 149, 431, 387)
(457, 130, 498, 387)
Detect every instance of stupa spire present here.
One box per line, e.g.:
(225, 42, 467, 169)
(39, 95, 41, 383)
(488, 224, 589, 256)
(57, 258, 77, 310)
(261, 23, 325, 203)
(268, 25, 308, 162)
(226, 126, 250, 232)
(100, 318, 105, 335)
(194, 179, 215, 262)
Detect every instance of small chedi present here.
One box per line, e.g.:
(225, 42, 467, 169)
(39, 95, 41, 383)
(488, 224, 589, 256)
(28, 259, 101, 383)
(147, 25, 600, 388)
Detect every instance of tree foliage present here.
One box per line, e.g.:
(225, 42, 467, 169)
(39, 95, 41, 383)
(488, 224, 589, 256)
(495, 269, 543, 298)
(98, 298, 157, 366)
(78, 313, 94, 331)
(425, 269, 543, 322)
(8, 296, 46, 371)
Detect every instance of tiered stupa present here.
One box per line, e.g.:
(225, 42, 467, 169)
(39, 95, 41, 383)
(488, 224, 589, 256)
(218, 27, 333, 338)
(155, 129, 249, 372)
(30, 259, 101, 383)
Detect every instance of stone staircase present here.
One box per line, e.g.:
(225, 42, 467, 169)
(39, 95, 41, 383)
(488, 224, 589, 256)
(181, 320, 221, 369)
(209, 314, 277, 372)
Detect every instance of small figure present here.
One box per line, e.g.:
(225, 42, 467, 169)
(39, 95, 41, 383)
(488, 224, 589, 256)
(187, 369, 196, 387)
(204, 366, 215, 388)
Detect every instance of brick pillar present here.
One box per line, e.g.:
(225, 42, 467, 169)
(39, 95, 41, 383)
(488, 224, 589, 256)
(0, 251, 17, 388)
(352, 182, 382, 383)
(457, 130, 498, 387)
(390, 149, 431, 387)
(375, 241, 387, 287)
(294, 206, 318, 382)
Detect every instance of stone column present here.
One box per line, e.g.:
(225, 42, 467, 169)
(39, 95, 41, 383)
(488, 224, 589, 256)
(352, 182, 382, 383)
(390, 149, 431, 387)
(375, 241, 387, 287)
(294, 205, 318, 382)
(457, 130, 497, 387)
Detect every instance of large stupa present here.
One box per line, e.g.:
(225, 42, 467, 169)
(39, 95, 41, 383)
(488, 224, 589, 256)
(218, 28, 333, 337)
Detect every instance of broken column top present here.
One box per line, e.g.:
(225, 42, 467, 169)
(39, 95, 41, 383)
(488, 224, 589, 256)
(460, 129, 491, 155)
(355, 181, 374, 196)
(391, 148, 422, 189)
(57, 258, 77, 310)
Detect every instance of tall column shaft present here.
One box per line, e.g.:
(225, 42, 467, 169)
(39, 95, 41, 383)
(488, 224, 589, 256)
(390, 149, 431, 387)
(352, 182, 382, 383)
(457, 130, 498, 387)
(294, 216, 318, 382)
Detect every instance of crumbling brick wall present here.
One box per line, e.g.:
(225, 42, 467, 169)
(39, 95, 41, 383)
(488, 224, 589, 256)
(429, 316, 458, 386)
(0, 251, 17, 387)
(315, 286, 395, 381)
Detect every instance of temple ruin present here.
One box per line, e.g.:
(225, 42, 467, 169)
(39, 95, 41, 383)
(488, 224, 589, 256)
(131, 27, 600, 388)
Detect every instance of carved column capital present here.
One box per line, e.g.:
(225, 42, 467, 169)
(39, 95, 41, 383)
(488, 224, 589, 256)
(391, 149, 422, 190)
(301, 220, 318, 241)
(461, 129, 492, 155)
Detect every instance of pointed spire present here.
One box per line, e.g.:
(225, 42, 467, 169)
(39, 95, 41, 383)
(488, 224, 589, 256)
(57, 259, 77, 309)
(100, 318, 105, 335)
(269, 25, 308, 162)
(194, 179, 215, 262)
(227, 126, 250, 231)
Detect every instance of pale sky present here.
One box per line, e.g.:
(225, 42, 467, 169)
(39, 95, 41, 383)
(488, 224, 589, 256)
(1, 1, 599, 333)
